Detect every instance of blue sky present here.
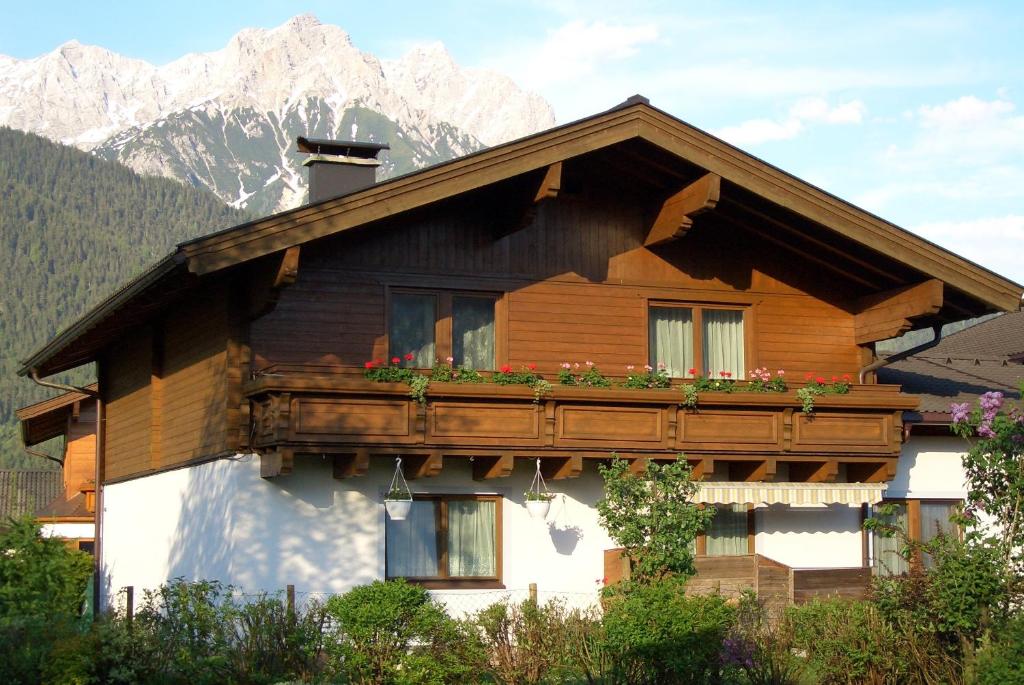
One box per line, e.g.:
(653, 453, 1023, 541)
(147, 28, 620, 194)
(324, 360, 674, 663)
(3, 1, 1023, 285)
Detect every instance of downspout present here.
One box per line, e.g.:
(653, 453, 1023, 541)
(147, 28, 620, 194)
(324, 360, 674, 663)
(29, 368, 99, 398)
(858, 324, 943, 384)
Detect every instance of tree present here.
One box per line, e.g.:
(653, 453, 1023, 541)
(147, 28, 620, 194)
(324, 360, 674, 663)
(597, 455, 713, 584)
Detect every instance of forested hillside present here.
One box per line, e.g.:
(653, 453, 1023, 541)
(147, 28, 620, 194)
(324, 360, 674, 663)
(0, 127, 249, 468)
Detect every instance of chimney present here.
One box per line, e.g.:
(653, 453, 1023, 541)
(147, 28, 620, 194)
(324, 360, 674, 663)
(296, 137, 390, 204)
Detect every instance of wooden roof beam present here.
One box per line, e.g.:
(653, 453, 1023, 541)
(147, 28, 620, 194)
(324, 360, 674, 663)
(644, 173, 721, 247)
(247, 246, 301, 319)
(852, 279, 943, 344)
(493, 162, 562, 240)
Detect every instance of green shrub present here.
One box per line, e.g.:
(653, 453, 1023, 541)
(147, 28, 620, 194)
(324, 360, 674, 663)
(473, 598, 583, 684)
(601, 578, 735, 684)
(974, 612, 1024, 685)
(722, 591, 805, 685)
(789, 598, 910, 685)
(324, 579, 481, 684)
(0, 516, 93, 684)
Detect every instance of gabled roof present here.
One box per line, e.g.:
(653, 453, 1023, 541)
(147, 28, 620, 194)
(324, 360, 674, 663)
(16, 384, 98, 446)
(879, 311, 1024, 415)
(19, 97, 1024, 378)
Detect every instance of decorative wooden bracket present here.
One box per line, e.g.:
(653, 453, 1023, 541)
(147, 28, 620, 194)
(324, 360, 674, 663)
(846, 460, 896, 483)
(644, 173, 721, 247)
(403, 451, 443, 480)
(851, 279, 943, 344)
(473, 454, 514, 481)
(688, 457, 714, 480)
(730, 458, 777, 482)
(247, 246, 301, 318)
(333, 450, 369, 479)
(261, 448, 294, 478)
(494, 162, 562, 239)
(541, 455, 583, 480)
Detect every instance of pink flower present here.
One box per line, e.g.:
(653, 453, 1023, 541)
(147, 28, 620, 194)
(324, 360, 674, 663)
(644, 364, 653, 372)
(657, 362, 666, 369)
(446, 356, 454, 364)
(585, 361, 594, 367)
(574, 362, 581, 369)
(626, 365, 635, 371)
(561, 362, 571, 369)
(777, 369, 785, 376)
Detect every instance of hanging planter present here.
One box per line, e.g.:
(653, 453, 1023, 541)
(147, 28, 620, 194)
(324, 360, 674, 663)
(384, 457, 413, 521)
(525, 458, 555, 520)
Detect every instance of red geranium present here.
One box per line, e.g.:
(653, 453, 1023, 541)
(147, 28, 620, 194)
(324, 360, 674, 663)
(364, 360, 375, 369)
(500, 364, 513, 373)
(815, 376, 826, 384)
(404, 352, 415, 361)
(527, 363, 537, 371)
(391, 356, 401, 364)
(688, 368, 697, 376)
(805, 372, 814, 380)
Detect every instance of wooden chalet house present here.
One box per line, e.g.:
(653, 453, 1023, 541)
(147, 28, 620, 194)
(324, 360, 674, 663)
(19, 97, 1023, 608)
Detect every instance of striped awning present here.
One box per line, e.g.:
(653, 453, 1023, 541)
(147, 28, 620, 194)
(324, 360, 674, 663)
(694, 482, 887, 506)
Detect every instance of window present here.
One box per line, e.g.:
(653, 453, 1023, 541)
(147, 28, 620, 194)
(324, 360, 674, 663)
(386, 495, 502, 586)
(649, 305, 745, 378)
(704, 504, 750, 556)
(871, 499, 961, 575)
(389, 290, 498, 370)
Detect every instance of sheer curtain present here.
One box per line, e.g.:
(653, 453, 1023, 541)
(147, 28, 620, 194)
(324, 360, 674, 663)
(453, 297, 495, 370)
(703, 309, 744, 379)
(873, 503, 909, 576)
(448, 500, 496, 577)
(390, 293, 436, 367)
(386, 501, 439, 577)
(706, 504, 748, 556)
(649, 307, 694, 377)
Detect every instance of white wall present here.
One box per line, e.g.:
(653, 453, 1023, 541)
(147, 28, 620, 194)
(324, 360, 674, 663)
(890, 435, 968, 499)
(754, 504, 863, 568)
(41, 522, 94, 539)
(101, 455, 614, 610)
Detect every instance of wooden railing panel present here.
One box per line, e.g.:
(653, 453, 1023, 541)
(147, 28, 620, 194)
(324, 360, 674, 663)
(792, 567, 871, 603)
(792, 412, 893, 454)
(678, 410, 783, 451)
(429, 401, 542, 445)
(555, 405, 667, 448)
(290, 397, 417, 444)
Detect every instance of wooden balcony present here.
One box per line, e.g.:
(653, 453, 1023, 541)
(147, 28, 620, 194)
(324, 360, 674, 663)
(245, 374, 917, 480)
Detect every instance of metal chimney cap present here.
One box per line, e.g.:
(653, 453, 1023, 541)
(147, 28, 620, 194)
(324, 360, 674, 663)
(296, 137, 390, 159)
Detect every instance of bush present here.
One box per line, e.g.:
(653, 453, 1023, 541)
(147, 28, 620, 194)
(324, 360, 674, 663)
(0, 516, 92, 684)
(324, 578, 481, 684)
(789, 598, 910, 685)
(974, 612, 1024, 685)
(601, 578, 735, 684)
(722, 591, 805, 685)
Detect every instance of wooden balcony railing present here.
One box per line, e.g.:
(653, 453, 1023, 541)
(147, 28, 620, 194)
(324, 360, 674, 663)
(245, 374, 917, 480)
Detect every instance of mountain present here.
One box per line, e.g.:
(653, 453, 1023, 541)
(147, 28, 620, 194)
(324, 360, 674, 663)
(0, 15, 555, 214)
(0, 127, 250, 469)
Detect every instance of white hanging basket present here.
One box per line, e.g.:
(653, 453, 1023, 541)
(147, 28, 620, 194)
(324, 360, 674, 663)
(385, 499, 413, 520)
(384, 457, 413, 522)
(526, 499, 551, 520)
(525, 458, 554, 520)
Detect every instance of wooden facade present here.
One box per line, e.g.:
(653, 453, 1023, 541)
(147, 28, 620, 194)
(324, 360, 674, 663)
(18, 100, 1021, 491)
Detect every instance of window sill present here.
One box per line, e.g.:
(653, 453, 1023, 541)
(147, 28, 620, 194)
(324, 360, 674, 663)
(391, 577, 505, 590)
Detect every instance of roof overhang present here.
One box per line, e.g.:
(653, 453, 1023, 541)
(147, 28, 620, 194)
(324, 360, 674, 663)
(19, 99, 1024, 378)
(16, 384, 98, 446)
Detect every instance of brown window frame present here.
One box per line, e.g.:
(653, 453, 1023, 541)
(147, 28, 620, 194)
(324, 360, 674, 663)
(387, 288, 504, 370)
(646, 301, 753, 378)
(871, 498, 963, 572)
(695, 504, 756, 557)
(385, 494, 504, 589)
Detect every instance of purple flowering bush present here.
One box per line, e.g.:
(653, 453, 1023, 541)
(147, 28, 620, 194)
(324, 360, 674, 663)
(950, 382, 1024, 575)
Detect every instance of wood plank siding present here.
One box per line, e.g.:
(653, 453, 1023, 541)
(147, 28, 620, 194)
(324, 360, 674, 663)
(251, 186, 860, 378)
(101, 282, 236, 482)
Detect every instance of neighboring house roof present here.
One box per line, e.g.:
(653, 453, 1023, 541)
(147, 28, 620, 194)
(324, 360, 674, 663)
(18, 97, 1024, 378)
(0, 469, 62, 520)
(35, 492, 92, 521)
(16, 383, 98, 446)
(879, 311, 1024, 417)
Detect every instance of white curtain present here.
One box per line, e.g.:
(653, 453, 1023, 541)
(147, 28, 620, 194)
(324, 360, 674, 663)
(921, 501, 958, 569)
(706, 504, 748, 556)
(390, 293, 436, 367)
(453, 297, 495, 370)
(448, 500, 496, 577)
(386, 500, 439, 577)
(649, 307, 694, 377)
(703, 309, 744, 379)
(872, 503, 909, 576)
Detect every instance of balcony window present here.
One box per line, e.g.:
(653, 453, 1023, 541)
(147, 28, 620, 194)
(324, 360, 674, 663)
(872, 499, 959, 575)
(920, 501, 959, 569)
(649, 305, 745, 378)
(386, 495, 501, 586)
(872, 502, 909, 576)
(389, 290, 498, 370)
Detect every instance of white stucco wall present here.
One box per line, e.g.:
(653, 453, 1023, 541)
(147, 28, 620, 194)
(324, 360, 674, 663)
(754, 504, 863, 568)
(101, 455, 614, 611)
(890, 435, 968, 499)
(41, 522, 95, 539)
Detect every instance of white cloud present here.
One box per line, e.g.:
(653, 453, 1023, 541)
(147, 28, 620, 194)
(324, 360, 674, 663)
(493, 20, 659, 89)
(713, 97, 866, 146)
(910, 215, 1024, 284)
